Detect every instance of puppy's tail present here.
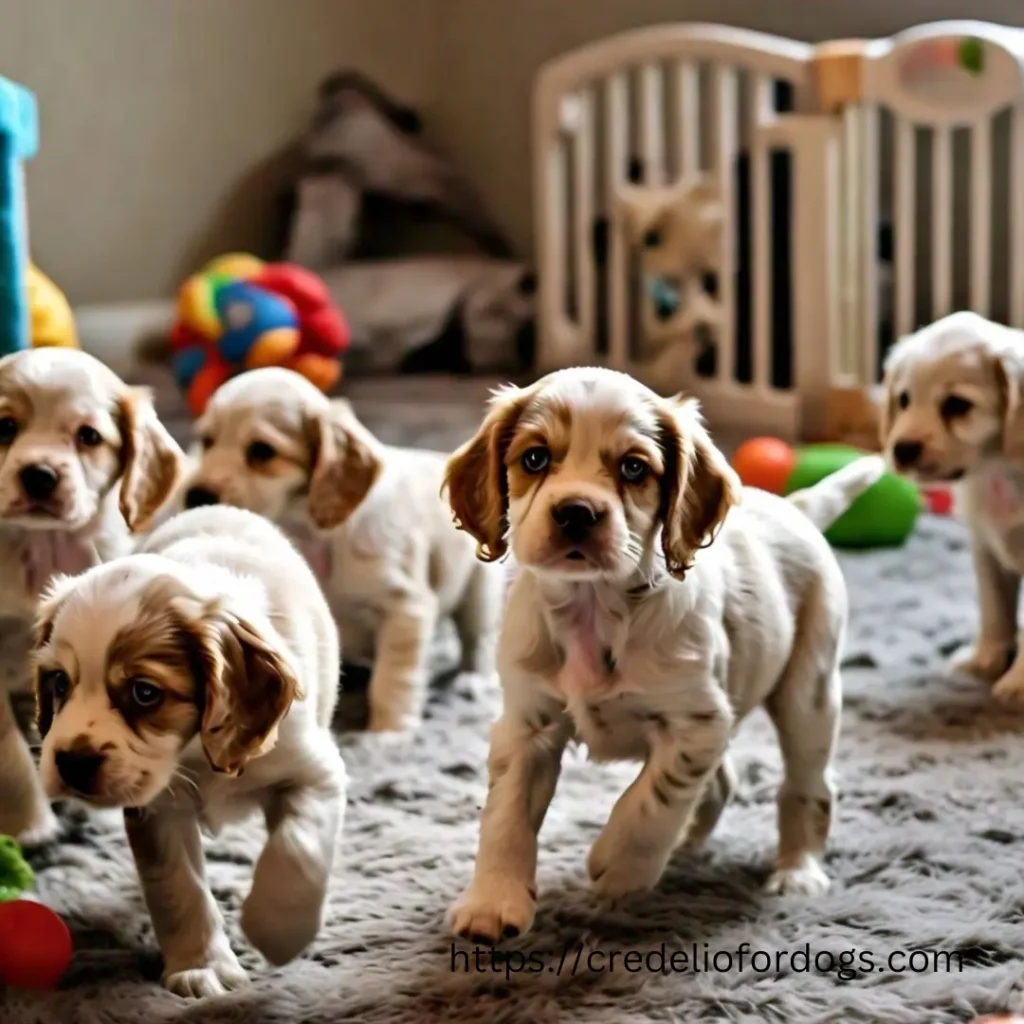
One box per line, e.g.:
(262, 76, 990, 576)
(786, 455, 886, 533)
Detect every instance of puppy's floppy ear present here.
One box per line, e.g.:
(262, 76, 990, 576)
(305, 400, 383, 530)
(657, 396, 739, 579)
(444, 384, 531, 562)
(32, 573, 77, 739)
(118, 387, 186, 533)
(996, 351, 1024, 459)
(187, 601, 302, 777)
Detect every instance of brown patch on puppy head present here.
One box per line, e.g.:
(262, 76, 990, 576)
(182, 600, 302, 776)
(305, 400, 383, 530)
(104, 582, 206, 741)
(117, 388, 186, 533)
(656, 396, 739, 578)
(444, 384, 537, 561)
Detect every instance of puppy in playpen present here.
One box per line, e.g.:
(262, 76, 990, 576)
(182, 367, 505, 733)
(880, 310, 1024, 702)
(443, 367, 883, 942)
(33, 505, 346, 997)
(0, 347, 184, 845)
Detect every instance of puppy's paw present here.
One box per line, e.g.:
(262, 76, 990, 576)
(164, 958, 249, 999)
(367, 709, 422, 735)
(448, 878, 536, 945)
(765, 857, 830, 897)
(15, 806, 61, 849)
(242, 890, 322, 966)
(949, 641, 1012, 682)
(992, 671, 1024, 706)
(588, 832, 668, 899)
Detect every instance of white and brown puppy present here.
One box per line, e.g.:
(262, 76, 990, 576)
(34, 505, 346, 998)
(880, 311, 1024, 701)
(443, 367, 882, 944)
(184, 368, 503, 733)
(0, 347, 183, 844)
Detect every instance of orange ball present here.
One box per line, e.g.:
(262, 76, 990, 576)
(731, 437, 796, 494)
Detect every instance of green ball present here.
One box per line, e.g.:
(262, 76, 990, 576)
(783, 444, 920, 549)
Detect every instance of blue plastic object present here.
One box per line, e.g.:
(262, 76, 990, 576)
(0, 76, 38, 356)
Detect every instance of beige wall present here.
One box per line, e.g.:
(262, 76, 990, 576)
(435, 0, 1024, 257)
(12, 0, 1024, 303)
(4, 0, 439, 304)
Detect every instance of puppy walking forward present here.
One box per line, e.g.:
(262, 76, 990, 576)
(33, 506, 346, 997)
(443, 368, 880, 943)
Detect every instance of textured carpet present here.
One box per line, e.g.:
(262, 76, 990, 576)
(5, 381, 1024, 1023)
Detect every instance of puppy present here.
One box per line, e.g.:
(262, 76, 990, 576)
(0, 347, 183, 843)
(184, 368, 504, 733)
(442, 368, 882, 943)
(34, 505, 347, 997)
(880, 311, 1024, 701)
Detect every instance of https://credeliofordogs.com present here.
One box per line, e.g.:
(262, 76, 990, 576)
(450, 941, 965, 982)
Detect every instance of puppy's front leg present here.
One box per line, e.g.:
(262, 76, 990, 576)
(241, 737, 346, 965)
(448, 700, 572, 944)
(954, 540, 1018, 682)
(0, 692, 58, 845)
(125, 809, 247, 998)
(588, 697, 732, 899)
(367, 592, 438, 732)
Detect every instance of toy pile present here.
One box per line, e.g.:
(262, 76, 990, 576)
(169, 253, 350, 416)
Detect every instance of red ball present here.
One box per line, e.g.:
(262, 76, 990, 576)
(187, 358, 232, 417)
(0, 899, 72, 990)
(731, 437, 796, 494)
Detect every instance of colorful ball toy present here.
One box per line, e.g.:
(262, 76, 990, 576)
(731, 438, 921, 548)
(0, 835, 72, 990)
(170, 254, 350, 416)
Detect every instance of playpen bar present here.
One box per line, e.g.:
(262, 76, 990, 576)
(1013, 103, 1024, 328)
(574, 91, 596, 346)
(838, 106, 860, 380)
(674, 61, 701, 175)
(543, 140, 570, 358)
(894, 117, 915, 340)
(970, 120, 992, 316)
(858, 104, 880, 384)
(932, 125, 952, 319)
(640, 64, 665, 184)
(607, 72, 630, 368)
(750, 74, 773, 392)
(711, 64, 738, 384)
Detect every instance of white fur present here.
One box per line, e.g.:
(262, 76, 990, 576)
(882, 312, 1024, 702)
(445, 368, 876, 943)
(0, 348, 182, 844)
(187, 368, 504, 732)
(35, 506, 346, 997)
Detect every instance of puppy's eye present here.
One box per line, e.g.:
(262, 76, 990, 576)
(940, 394, 973, 419)
(200, 435, 214, 451)
(42, 669, 70, 702)
(129, 680, 164, 709)
(0, 416, 18, 445)
(620, 455, 649, 483)
(897, 390, 910, 410)
(246, 440, 277, 466)
(76, 425, 103, 448)
(520, 446, 550, 474)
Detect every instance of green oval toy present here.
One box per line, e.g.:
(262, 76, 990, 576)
(732, 439, 920, 549)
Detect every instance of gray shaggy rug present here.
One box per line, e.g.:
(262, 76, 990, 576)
(5, 381, 1024, 1023)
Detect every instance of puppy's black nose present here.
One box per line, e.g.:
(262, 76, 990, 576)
(185, 486, 220, 509)
(54, 749, 105, 795)
(19, 464, 59, 501)
(552, 499, 603, 543)
(892, 441, 924, 469)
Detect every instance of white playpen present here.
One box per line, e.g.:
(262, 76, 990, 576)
(533, 20, 1024, 439)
